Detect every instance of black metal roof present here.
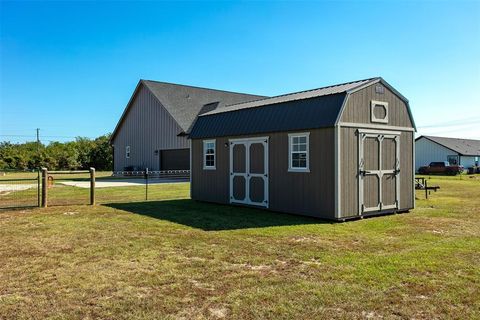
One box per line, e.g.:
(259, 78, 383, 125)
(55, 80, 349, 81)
(189, 93, 347, 139)
(189, 78, 389, 139)
(204, 78, 377, 116)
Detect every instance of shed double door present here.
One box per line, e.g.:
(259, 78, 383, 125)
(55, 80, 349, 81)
(358, 130, 400, 214)
(229, 137, 269, 207)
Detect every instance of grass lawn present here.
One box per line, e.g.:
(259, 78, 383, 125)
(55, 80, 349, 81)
(0, 176, 479, 319)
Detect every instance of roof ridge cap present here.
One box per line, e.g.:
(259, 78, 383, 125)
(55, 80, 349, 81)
(223, 77, 379, 108)
(141, 79, 266, 97)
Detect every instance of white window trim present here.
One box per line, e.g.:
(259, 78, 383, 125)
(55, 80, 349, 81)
(126, 145, 130, 159)
(203, 139, 216, 170)
(371, 100, 389, 124)
(288, 132, 310, 172)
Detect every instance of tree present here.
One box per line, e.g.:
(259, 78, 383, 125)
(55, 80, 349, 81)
(0, 134, 113, 171)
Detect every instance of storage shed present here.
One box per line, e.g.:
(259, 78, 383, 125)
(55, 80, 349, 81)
(188, 77, 416, 220)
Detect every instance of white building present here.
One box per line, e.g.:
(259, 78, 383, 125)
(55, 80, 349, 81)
(415, 135, 480, 172)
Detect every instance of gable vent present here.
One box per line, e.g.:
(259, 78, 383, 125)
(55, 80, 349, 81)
(375, 85, 384, 94)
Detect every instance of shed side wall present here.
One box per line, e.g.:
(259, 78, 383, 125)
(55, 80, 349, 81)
(112, 85, 190, 171)
(340, 127, 414, 218)
(191, 128, 335, 219)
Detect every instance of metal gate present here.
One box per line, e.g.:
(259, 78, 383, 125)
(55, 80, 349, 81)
(229, 137, 269, 208)
(358, 130, 400, 214)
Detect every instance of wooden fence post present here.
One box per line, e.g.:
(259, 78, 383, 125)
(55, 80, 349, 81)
(90, 167, 95, 205)
(41, 168, 48, 207)
(37, 169, 41, 207)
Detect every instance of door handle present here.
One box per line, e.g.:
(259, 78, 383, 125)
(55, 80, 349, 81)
(360, 170, 371, 176)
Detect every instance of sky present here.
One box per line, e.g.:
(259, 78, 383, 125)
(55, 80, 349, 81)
(1, 1, 479, 144)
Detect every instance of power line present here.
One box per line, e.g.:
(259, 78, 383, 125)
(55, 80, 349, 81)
(0, 134, 96, 139)
(417, 116, 480, 129)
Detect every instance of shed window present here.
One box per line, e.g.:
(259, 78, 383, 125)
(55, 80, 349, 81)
(203, 140, 216, 169)
(371, 100, 389, 123)
(126, 146, 130, 159)
(288, 133, 310, 172)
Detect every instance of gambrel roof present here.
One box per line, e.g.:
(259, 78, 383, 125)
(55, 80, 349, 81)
(189, 77, 414, 139)
(111, 80, 266, 141)
(416, 135, 480, 156)
(203, 78, 378, 116)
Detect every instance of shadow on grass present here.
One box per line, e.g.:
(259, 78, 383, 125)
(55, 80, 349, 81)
(105, 199, 326, 231)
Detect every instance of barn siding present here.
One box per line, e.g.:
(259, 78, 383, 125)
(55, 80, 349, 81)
(339, 128, 414, 218)
(191, 128, 336, 219)
(112, 84, 190, 171)
(341, 83, 413, 128)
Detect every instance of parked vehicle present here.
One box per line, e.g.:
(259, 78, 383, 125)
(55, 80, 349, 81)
(467, 166, 480, 174)
(417, 161, 464, 175)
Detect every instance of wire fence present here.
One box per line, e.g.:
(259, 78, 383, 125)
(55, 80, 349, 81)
(0, 171, 40, 209)
(101, 170, 189, 203)
(0, 169, 190, 209)
(45, 170, 93, 206)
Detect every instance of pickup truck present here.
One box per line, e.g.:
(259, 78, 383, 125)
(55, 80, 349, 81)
(417, 161, 464, 175)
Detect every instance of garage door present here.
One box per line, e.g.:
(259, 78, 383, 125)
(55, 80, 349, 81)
(160, 149, 190, 170)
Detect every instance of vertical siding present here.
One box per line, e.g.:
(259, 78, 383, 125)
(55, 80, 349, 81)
(341, 83, 413, 127)
(340, 128, 414, 218)
(400, 132, 414, 210)
(415, 137, 459, 172)
(191, 128, 336, 219)
(339, 127, 359, 217)
(460, 156, 477, 168)
(112, 84, 190, 171)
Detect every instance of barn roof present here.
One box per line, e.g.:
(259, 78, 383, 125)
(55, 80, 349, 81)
(203, 77, 378, 116)
(111, 80, 266, 141)
(416, 135, 480, 156)
(189, 77, 395, 139)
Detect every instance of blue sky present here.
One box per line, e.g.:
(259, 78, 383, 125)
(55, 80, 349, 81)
(1, 1, 479, 143)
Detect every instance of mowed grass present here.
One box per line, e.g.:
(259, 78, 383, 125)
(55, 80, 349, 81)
(0, 177, 479, 319)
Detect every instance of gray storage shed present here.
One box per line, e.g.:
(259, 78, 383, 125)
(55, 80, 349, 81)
(188, 77, 416, 220)
(110, 80, 265, 172)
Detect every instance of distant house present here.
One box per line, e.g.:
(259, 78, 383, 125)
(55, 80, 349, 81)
(110, 80, 265, 172)
(189, 77, 416, 220)
(415, 135, 480, 171)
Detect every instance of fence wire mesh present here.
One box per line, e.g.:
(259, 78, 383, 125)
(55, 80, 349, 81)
(97, 170, 189, 204)
(0, 172, 40, 209)
(0, 170, 190, 209)
(46, 172, 91, 206)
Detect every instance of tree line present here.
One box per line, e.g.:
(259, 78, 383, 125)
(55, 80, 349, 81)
(0, 134, 112, 171)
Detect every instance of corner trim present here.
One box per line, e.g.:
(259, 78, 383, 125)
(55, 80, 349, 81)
(334, 125, 341, 218)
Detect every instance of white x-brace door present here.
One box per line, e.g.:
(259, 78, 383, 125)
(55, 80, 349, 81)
(358, 130, 400, 214)
(229, 137, 269, 208)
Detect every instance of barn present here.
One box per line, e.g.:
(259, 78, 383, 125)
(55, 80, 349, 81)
(110, 80, 265, 172)
(188, 77, 416, 220)
(415, 135, 480, 172)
